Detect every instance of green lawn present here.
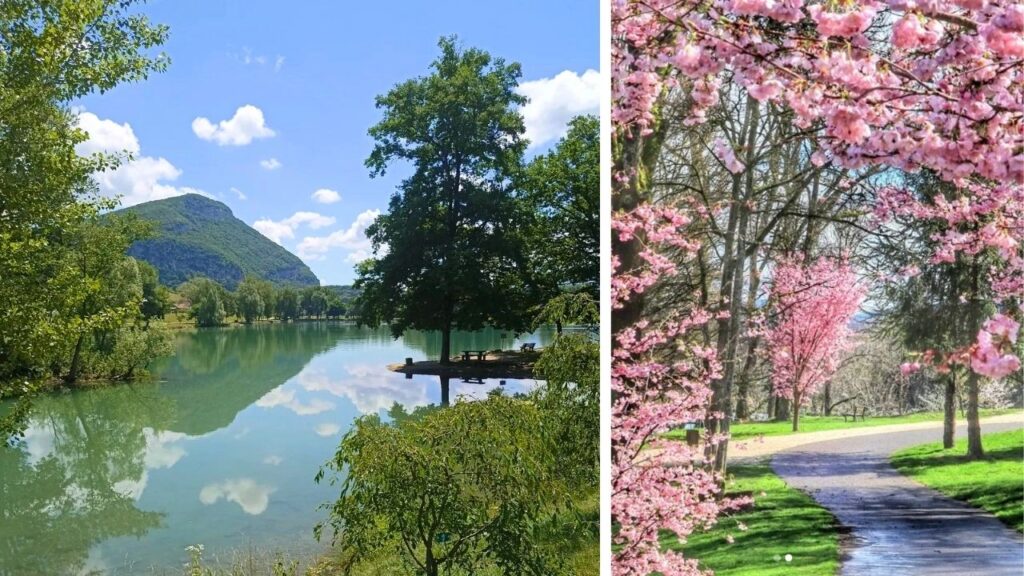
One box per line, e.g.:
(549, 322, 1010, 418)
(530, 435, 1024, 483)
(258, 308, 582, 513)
(665, 409, 1017, 442)
(891, 429, 1024, 532)
(669, 463, 839, 576)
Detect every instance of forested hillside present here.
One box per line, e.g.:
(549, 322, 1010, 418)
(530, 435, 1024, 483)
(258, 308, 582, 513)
(117, 194, 319, 289)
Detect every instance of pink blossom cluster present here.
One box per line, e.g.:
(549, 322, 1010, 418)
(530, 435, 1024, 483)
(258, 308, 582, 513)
(612, 205, 751, 575)
(612, 0, 1024, 183)
(765, 256, 866, 402)
(971, 313, 1021, 378)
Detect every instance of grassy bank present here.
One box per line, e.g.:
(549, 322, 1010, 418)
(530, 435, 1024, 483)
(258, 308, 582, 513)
(670, 463, 839, 576)
(891, 429, 1024, 532)
(665, 409, 1018, 442)
(172, 492, 599, 576)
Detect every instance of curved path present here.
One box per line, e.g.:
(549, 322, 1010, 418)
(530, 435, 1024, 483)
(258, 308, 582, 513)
(772, 419, 1024, 575)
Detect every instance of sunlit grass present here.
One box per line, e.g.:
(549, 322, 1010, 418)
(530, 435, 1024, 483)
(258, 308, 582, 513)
(664, 409, 1018, 442)
(668, 462, 839, 576)
(891, 428, 1024, 532)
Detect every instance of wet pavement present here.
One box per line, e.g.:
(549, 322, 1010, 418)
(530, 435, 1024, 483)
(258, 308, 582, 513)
(773, 420, 1024, 576)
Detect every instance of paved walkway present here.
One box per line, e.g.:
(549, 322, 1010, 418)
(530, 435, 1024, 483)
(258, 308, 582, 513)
(771, 418, 1024, 575)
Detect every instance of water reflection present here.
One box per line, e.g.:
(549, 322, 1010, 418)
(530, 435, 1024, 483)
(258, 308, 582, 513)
(0, 323, 551, 575)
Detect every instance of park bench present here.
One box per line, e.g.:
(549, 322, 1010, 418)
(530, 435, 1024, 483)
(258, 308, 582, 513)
(520, 342, 536, 352)
(461, 350, 487, 361)
(841, 407, 868, 422)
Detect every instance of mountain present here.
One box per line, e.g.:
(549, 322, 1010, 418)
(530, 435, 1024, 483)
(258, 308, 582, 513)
(115, 194, 319, 289)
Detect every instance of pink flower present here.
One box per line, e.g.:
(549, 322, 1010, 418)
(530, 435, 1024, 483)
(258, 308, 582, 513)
(713, 138, 745, 174)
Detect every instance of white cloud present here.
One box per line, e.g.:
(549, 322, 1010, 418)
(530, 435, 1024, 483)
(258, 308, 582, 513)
(76, 111, 208, 207)
(230, 187, 247, 200)
(253, 211, 336, 244)
(260, 157, 282, 170)
(199, 478, 275, 515)
(298, 366, 430, 415)
(263, 455, 283, 466)
(311, 188, 340, 204)
(297, 209, 380, 261)
(517, 69, 600, 149)
(75, 112, 140, 156)
(192, 104, 275, 146)
(255, 386, 334, 416)
(274, 55, 286, 72)
(315, 422, 341, 437)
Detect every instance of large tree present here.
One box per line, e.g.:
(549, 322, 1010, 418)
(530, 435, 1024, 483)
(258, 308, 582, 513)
(355, 37, 533, 364)
(0, 0, 168, 437)
(523, 114, 599, 303)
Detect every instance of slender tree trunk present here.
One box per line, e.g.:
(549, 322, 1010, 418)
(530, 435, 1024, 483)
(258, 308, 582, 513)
(965, 370, 984, 458)
(943, 371, 957, 449)
(792, 390, 801, 432)
(776, 398, 790, 422)
(440, 323, 452, 365)
(65, 334, 85, 384)
(965, 259, 985, 459)
(555, 320, 563, 334)
(823, 382, 832, 416)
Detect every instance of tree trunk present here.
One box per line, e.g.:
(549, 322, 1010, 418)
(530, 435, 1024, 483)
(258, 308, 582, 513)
(965, 259, 984, 459)
(65, 334, 85, 384)
(943, 372, 957, 449)
(965, 370, 984, 458)
(775, 398, 790, 422)
(555, 320, 563, 334)
(440, 324, 452, 365)
(792, 391, 801, 432)
(823, 381, 832, 416)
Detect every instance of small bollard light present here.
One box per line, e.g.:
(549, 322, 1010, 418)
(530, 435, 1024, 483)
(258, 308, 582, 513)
(682, 421, 703, 447)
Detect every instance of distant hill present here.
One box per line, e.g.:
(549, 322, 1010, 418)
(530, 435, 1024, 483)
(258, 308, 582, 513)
(115, 194, 320, 289)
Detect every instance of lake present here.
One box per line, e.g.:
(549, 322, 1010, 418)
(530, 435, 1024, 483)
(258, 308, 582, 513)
(0, 322, 555, 575)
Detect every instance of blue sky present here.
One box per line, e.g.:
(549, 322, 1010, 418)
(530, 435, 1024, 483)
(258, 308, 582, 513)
(76, 0, 599, 285)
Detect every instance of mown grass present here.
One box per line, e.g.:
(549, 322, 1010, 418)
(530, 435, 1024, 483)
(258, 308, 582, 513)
(891, 428, 1024, 532)
(665, 409, 1017, 442)
(667, 463, 839, 576)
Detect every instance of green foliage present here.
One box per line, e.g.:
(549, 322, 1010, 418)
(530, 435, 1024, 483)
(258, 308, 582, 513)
(179, 277, 229, 327)
(117, 194, 320, 289)
(892, 429, 1024, 532)
(0, 0, 169, 436)
(300, 287, 330, 319)
(355, 37, 535, 362)
(522, 115, 599, 302)
(276, 288, 300, 321)
(139, 260, 172, 321)
(533, 292, 599, 332)
(317, 396, 566, 576)
(533, 334, 600, 491)
(236, 276, 265, 324)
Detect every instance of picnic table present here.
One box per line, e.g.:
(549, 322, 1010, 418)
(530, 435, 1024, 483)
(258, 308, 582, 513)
(520, 342, 536, 352)
(461, 350, 487, 361)
(841, 407, 868, 422)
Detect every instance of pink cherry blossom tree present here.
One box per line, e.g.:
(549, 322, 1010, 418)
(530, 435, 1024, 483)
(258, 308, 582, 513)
(612, 205, 751, 576)
(764, 256, 866, 431)
(614, 0, 1022, 571)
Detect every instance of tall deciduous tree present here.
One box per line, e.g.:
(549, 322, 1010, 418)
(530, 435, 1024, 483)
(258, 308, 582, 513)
(523, 114, 599, 302)
(355, 37, 532, 364)
(0, 0, 168, 437)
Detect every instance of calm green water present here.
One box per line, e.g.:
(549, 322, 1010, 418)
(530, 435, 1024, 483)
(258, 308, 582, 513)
(0, 323, 555, 576)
